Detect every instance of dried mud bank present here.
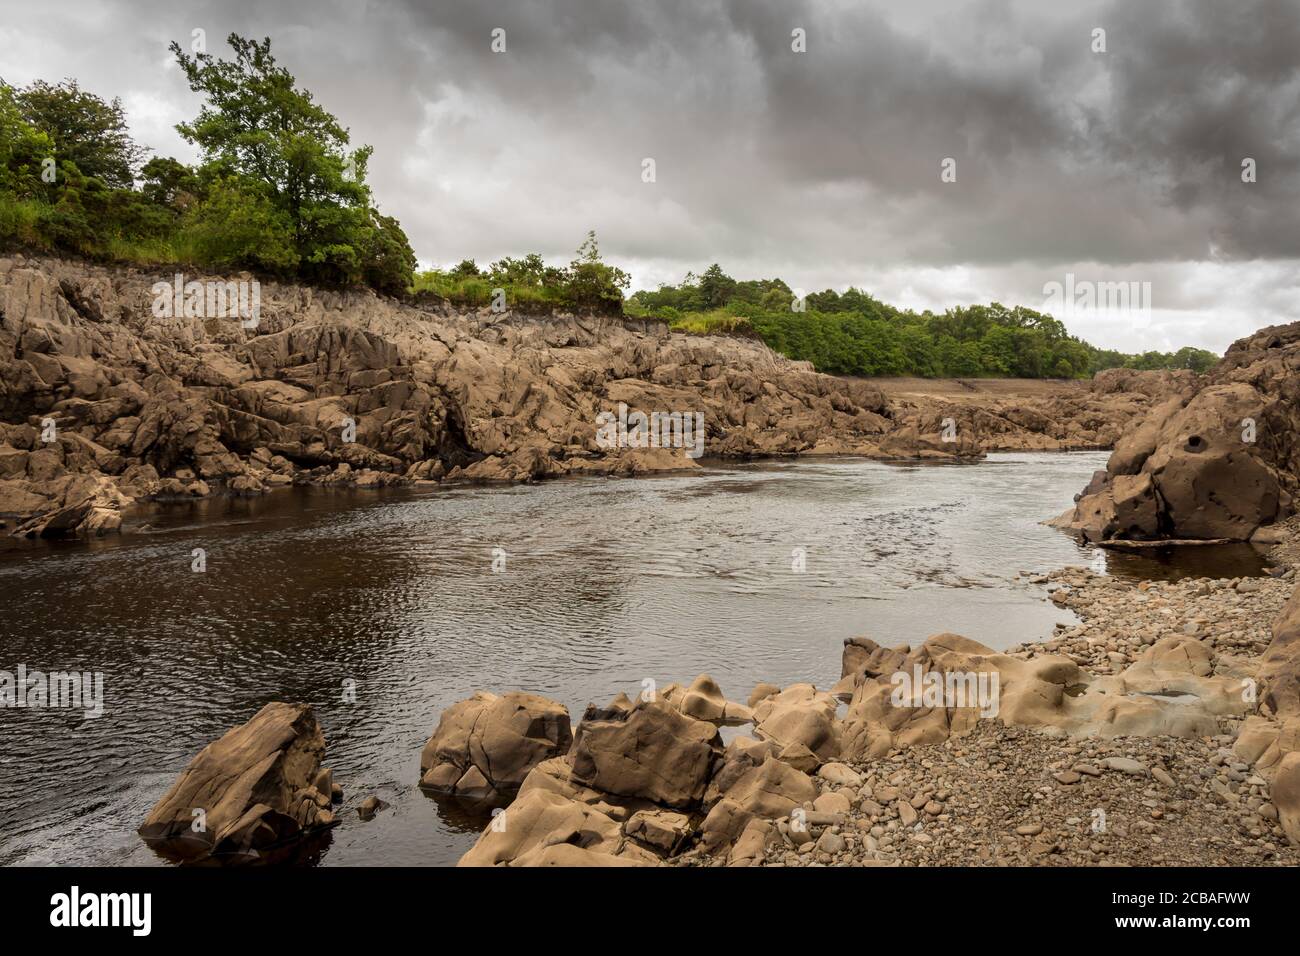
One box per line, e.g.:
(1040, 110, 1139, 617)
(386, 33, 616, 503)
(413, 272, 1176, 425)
(0, 255, 1161, 539)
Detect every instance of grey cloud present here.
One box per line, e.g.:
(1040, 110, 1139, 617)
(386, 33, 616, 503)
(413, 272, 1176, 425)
(2, 0, 1297, 351)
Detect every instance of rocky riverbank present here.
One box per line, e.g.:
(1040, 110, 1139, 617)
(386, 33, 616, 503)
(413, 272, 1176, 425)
(1, 255, 1164, 539)
(135, 521, 1300, 867)
(681, 545, 1300, 868)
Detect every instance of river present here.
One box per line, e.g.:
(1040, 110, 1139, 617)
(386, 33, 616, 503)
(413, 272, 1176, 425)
(0, 451, 1270, 866)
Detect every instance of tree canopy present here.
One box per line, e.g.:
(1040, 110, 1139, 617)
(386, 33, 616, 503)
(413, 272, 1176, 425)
(625, 266, 1219, 379)
(0, 33, 415, 294)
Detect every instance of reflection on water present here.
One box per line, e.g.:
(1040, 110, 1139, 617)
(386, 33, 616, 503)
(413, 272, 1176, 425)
(0, 452, 1270, 866)
(1100, 543, 1270, 582)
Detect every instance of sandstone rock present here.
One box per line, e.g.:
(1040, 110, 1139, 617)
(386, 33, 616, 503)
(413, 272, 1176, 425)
(1272, 752, 1300, 846)
(357, 795, 388, 821)
(1260, 580, 1300, 719)
(570, 698, 723, 808)
(817, 762, 864, 788)
(457, 788, 649, 867)
(624, 809, 692, 854)
(1057, 335, 1300, 543)
(841, 631, 1242, 760)
(138, 702, 335, 863)
(752, 683, 841, 768)
(700, 755, 817, 852)
(419, 691, 572, 804)
(0, 257, 995, 538)
(747, 682, 781, 708)
(666, 674, 753, 725)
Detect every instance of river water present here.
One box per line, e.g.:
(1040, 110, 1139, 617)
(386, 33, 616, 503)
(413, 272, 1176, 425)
(0, 451, 1270, 866)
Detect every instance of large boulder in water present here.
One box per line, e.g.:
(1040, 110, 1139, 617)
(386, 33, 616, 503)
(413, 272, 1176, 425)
(138, 702, 336, 863)
(419, 691, 572, 803)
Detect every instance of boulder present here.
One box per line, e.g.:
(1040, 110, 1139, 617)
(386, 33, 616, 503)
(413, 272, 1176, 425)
(1057, 344, 1300, 542)
(457, 788, 653, 867)
(664, 674, 753, 725)
(138, 702, 335, 863)
(1272, 753, 1300, 846)
(699, 755, 817, 852)
(419, 691, 572, 804)
(570, 698, 723, 808)
(1260, 580, 1300, 719)
(751, 683, 841, 768)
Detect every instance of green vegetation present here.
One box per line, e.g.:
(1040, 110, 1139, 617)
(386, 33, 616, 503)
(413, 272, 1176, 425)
(625, 266, 1219, 379)
(0, 33, 415, 294)
(0, 41, 1219, 380)
(411, 232, 631, 313)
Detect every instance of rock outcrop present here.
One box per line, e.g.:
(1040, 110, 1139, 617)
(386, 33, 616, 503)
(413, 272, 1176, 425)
(1233, 578, 1300, 845)
(1259, 579, 1300, 720)
(138, 702, 336, 864)
(452, 679, 839, 866)
(839, 632, 1251, 760)
(1051, 322, 1300, 543)
(569, 698, 724, 808)
(883, 369, 1183, 453)
(0, 255, 989, 538)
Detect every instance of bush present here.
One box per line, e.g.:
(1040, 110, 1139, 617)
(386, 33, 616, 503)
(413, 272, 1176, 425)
(183, 179, 298, 273)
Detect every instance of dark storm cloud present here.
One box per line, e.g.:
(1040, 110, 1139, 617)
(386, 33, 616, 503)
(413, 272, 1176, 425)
(3, 0, 1297, 350)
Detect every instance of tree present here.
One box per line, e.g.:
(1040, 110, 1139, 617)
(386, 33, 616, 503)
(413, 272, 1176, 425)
(565, 230, 629, 311)
(139, 156, 201, 210)
(0, 81, 54, 196)
(170, 33, 415, 289)
(698, 263, 737, 308)
(13, 79, 147, 188)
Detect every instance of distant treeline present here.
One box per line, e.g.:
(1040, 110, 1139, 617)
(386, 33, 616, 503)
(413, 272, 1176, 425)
(624, 266, 1217, 379)
(0, 36, 1215, 380)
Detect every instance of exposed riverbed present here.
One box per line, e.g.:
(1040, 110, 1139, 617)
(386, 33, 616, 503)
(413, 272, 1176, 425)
(0, 452, 1271, 866)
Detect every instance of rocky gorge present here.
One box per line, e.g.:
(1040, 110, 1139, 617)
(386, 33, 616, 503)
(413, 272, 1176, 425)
(0, 255, 1164, 540)
(6, 255, 1300, 869)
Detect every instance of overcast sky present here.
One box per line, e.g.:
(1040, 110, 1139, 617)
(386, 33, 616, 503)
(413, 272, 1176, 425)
(3, 0, 1297, 353)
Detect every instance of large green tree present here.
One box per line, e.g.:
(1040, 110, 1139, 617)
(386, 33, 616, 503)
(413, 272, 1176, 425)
(12, 79, 147, 188)
(170, 33, 415, 292)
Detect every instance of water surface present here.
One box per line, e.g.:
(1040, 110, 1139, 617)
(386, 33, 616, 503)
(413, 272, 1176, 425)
(0, 451, 1268, 866)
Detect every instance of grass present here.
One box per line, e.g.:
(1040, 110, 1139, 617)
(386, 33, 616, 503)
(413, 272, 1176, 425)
(0, 192, 213, 270)
(0, 193, 43, 247)
(410, 270, 580, 312)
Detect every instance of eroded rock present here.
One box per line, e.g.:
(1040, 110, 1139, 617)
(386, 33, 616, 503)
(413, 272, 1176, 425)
(419, 691, 572, 804)
(138, 702, 335, 863)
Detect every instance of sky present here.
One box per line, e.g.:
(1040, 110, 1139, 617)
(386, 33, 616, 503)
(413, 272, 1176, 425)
(2, 0, 1297, 354)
